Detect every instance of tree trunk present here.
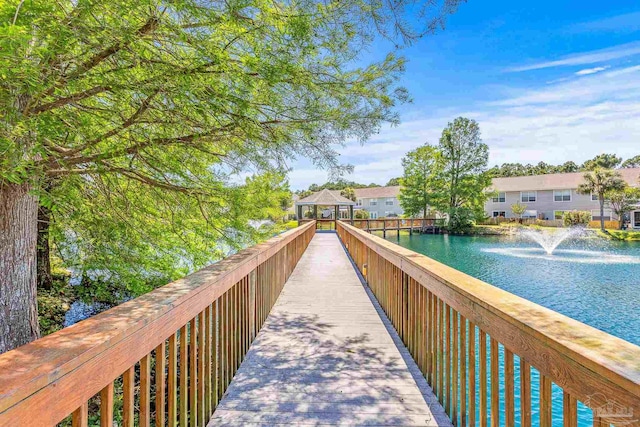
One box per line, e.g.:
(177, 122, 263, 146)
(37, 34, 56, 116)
(599, 197, 605, 232)
(37, 203, 53, 290)
(0, 182, 40, 354)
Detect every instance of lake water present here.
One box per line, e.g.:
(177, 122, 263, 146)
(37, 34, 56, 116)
(382, 231, 640, 426)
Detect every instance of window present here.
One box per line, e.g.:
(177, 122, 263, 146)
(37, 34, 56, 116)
(591, 193, 598, 201)
(370, 198, 377, 206)
(385, 198, 394, 206)
(554, 189, 571, 202)
(492, 192, 506, 203)
(591, 209, 612, 221)
(554, 211, 567, 220)
(356, 199, 363, 206)
(370, 211, 378, 219)
(521, 191, 537, 202)
(523, 210, 538, 219)
(492, 211, 506, 218)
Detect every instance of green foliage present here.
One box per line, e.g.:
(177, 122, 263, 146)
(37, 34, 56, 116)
(447, 207, 475, 234)
(511, 202, 527, 218)
(386, 177, 401, 186)
(340, 187, 357, 201)
(307, 180, 380, 192)
(563, 211, 591, 227)
(354, 209, 370, 219)
(581, 154, 622, 171)
(606, 186, 640, 229)
(437, 117, 491, 230)
(489, 161, 579, 177)
(398, 144, 442, 218)
(621, 155, 640, 169)
(0, 0, 464, 306)
(577, 168, 626, 230)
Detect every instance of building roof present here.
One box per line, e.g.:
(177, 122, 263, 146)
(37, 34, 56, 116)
(295, 188, 355, 205)
(353, 186, 401, 199)
(490, 168, 640, 192)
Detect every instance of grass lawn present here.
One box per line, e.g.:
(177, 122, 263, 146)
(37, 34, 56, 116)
(601, 229, 640, 241)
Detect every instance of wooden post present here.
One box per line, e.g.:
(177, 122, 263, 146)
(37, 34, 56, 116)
(335, 205, 339, 230)
(349, 205, 354, 222)
(383, 219, 386, 238)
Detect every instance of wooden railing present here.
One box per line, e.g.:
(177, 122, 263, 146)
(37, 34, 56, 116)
(345, 218, 440, 233)
(299, 218, 441, 233)
(337, 221, 640, 427)
(0, 221, 315, 427)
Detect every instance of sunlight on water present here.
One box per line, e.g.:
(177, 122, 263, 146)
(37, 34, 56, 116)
(483, 247, 640, 264)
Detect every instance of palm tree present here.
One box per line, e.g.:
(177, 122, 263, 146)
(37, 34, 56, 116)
(577, 168, 626, 231)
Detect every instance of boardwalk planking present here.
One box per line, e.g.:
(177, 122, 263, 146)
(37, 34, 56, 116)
(208, 233, 450, 426)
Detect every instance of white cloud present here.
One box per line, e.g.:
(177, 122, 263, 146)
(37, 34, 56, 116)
(506, 42, 640, 72)
(575, 66, 610, 75)
(289, 60, 640, 190)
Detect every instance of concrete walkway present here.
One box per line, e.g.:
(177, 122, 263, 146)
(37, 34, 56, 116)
(208, 233, 451, 426)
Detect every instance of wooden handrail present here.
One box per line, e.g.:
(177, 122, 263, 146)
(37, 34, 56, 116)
(0, 221, 316, 426)
(337, 221, 640, 427)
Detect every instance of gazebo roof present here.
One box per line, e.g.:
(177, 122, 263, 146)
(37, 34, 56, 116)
(295, 189, 355, 206)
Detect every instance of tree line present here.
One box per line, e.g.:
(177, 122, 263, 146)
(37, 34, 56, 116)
(488, 154, 640, 178)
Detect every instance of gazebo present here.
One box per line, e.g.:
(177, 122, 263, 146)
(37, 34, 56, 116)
(295, 189, 355, 224)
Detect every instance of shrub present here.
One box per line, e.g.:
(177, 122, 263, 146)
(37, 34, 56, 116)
(354, 209, 370, 219)
(447, 207, 475, 234)
(562, 210, 591, 227)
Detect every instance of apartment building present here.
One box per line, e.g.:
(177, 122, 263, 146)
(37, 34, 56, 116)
(352, 186, 403, 219)
(484, 168, 640, 228)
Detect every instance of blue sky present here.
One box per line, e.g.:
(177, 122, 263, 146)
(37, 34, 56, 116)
(287, 1, 640, 190)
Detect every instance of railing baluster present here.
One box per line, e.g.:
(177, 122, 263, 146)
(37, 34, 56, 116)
(156, 341, 166, 427)
(205, 305, 212, 419)
(213, 301, 219, 408)
(460, 316, 467, 427)
(563, 391, 577, 427)
(445, 303, 451, 416)
(468, 322, 476, 426)
(190, 318, 197, 427)
(453, 311, 459, 426)
(490, 338, 499, 427)
(100, 382, 114, 427)
(505, 348, 515, 427)
(225, 290, 231, 389)
(123, 366, 135, 427)
(72, 402, 88, 427)
(540, 374, 552, 427)
(521, 360, 532, 427)
(438, 298, 444, 406)
(198, 311, 205, 426)
(428, 290, 435, 385)
(141, 354, 151, 427)
(168, 333, 178, 427)
(480, 330, 487, 426)
(180, 325, 188, 427)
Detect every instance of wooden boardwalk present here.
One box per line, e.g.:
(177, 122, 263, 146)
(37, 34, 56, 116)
(208, 233, 451, 426)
